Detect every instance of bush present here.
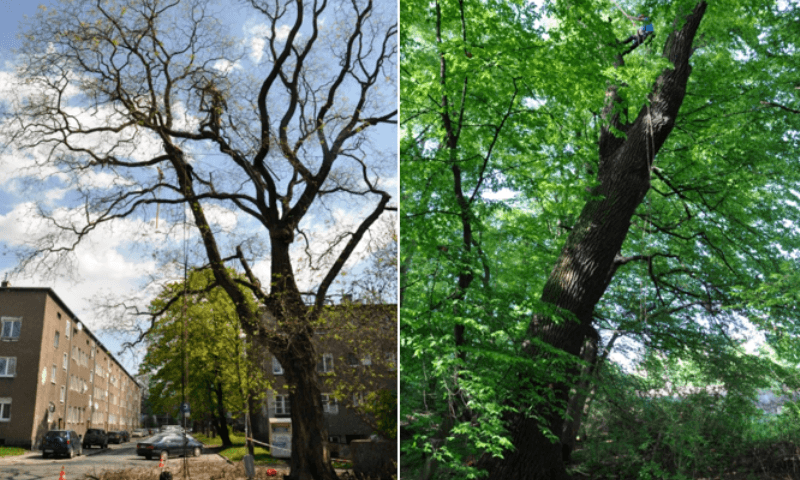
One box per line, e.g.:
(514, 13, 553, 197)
(577, 365, 799, 479)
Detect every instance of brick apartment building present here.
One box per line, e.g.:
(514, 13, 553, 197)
(0, 283, 141, 449)
(256, 302, 397, 448)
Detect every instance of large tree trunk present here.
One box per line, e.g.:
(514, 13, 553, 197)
(482, 4, 708, 479)
(174, 156, 337, 480)
(280, 333, 338, 480)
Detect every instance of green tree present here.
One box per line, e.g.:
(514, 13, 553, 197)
(140, 268, 267, 447)
(401, 0, 800, 478)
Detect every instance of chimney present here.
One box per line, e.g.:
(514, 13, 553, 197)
(1, 274, 8, 288)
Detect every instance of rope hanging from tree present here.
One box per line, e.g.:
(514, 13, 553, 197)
(640, 100, 657, 323)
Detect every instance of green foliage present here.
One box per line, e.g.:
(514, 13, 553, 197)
(402, 0, 800, 476)
(363, 389, 398, 440)
(579, 353, 799, 478)
(140, 268, 267, 421)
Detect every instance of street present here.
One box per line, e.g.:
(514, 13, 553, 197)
(0, 442, 223, 479)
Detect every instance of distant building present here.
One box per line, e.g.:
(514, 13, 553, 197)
(0, 284, 141, 449)
(255, 302, 397, 450)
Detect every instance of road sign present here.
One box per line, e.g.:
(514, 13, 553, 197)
(179, 403, 190, 414)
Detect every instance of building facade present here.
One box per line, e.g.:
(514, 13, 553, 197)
(0, 285, 141, 449)
(257, 302, 397, 449)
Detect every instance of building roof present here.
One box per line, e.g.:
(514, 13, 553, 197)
(0, 286, 140, 388)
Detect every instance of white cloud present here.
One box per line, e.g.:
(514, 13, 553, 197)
(203, 203, 239, 233)
(213, 59, 240, 73)
(243, 22, 296, 63)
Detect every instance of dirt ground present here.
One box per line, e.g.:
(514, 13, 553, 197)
(82, 461, 357, 480)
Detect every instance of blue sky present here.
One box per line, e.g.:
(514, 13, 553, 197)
(0, 0, 398, 377)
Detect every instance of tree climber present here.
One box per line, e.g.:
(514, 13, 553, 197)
(615, 3, 654, 55)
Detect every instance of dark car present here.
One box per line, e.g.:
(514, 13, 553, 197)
(108, 431, 123, 444)
(83, 428, 108, 449)
(41, 430, 83, 459)
(136, 433, 203, 460)
(119, 430, 130, 442)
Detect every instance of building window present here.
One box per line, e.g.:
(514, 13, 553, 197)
(63, 353, 67, 369)
(273, 394, 290, 415)
(51, 365, 56, 384)
(352, 393, 364, 407)
(347, 353, 359, 367)
(0, 398, 10, 422)
(65, 320, 70, 339)
(0, 317, 21, 341)
(90, 371, 94, 383)
(54, 331, 60, 348)
(316, 353, 334, 373)
(60, 386, 65, 403)
(0, 357, 16, 377)
(272, 356, 283, 375)
(361, 354, 372, 366)
(321, 394, 338, 414)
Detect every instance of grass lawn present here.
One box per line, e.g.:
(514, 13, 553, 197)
(193, 432, 286, 465)
(0, 446, 26, 458)
(192, 432, 353, 468)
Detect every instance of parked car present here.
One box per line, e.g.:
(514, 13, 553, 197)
(136, 433, 203, 460)
(108, 431, 123, 444)
(83, 428, 108, 449)
(160, 425, 184, 433)
(119, 430, 130, 442)
(132, 429, 148, 438)
(41, 430, 83, 459)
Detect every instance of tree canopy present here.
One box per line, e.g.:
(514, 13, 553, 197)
(140, 268, 267, 446)
(400, 0, 800, 478)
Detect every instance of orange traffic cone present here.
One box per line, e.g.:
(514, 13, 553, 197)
(266, 468, 277, 476)
(158, 453, 165, 468)
(59, 466, 66, 480)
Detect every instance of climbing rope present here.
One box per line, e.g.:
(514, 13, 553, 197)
(640, 102, 656, 323)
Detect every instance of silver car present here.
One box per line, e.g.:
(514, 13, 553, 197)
(136, 433, 203, 460)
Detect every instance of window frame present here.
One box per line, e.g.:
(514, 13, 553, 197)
(0, 317, 21, 341)
(274, 394, 290, 415)
(317, 353, 334, 373)
(54, 331, 60, 348)
(272, 356, 284, 375)
(321, 393, 339, 414)
(0, 398, 10, 422)
(0, 357, 16, 377)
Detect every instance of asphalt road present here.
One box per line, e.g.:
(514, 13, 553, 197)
(0, 442, 222, 480)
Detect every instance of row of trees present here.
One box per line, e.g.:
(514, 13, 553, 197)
(401, 0, 800, 478)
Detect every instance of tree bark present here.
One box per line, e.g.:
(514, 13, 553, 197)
(280, 334, 338, 480)
(481, 3, 708, 479)
(211, 378, 233, 447)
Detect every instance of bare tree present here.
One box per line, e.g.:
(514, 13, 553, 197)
(3, 0, 396, 479)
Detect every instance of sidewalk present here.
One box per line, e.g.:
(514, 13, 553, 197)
(0, 446, 110, 463)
